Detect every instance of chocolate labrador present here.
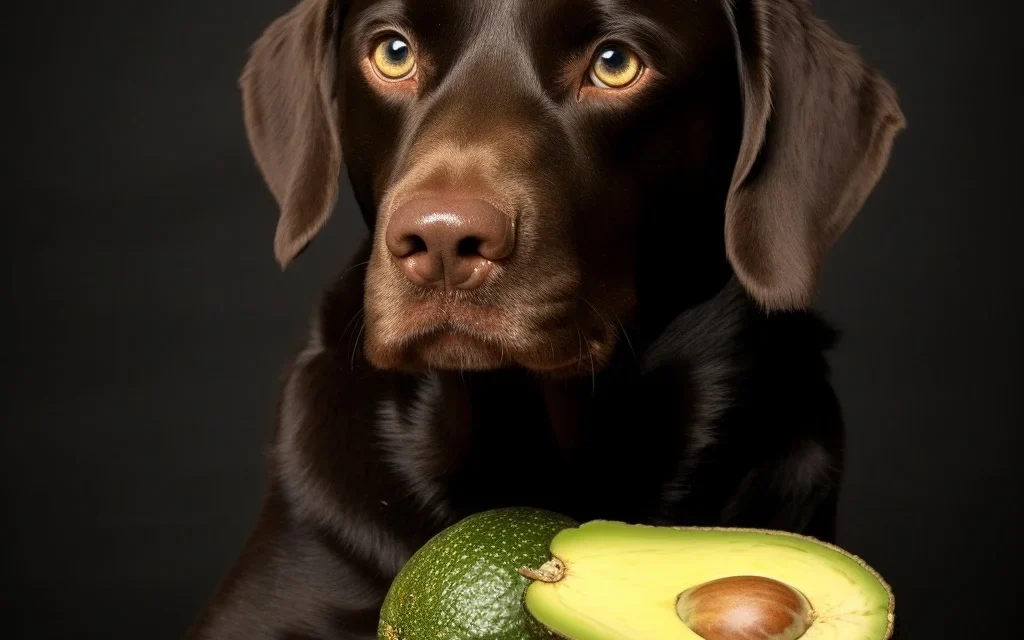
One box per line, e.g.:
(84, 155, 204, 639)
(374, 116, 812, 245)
(188, 0, 904, 637)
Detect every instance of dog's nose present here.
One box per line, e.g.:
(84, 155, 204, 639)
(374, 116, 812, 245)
(386, 198, 514, 290)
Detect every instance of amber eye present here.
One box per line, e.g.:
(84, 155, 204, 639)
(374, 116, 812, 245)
(590, 44, 643, 89)
(372, 36, 416, 80)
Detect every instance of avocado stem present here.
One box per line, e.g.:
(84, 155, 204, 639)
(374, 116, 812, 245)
(519, 557, 566, 583)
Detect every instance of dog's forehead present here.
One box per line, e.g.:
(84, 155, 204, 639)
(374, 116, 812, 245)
(350, 0, 723, 39)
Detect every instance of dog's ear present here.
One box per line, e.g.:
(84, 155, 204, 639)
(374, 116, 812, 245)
(240, 0, 347, 268)
(724, 0, 906, 310)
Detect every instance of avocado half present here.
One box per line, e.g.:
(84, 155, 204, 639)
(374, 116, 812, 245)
(377, 508, 894, 640)
(522, 521, 894, 640)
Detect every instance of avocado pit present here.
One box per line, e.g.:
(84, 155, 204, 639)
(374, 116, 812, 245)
(676, 575, 815, 640)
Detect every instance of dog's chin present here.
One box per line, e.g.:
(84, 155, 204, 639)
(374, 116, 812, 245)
(364, 325, 617, 376)
(409, 330, 508, 371)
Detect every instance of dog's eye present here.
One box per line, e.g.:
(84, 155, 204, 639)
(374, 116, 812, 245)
(590, 44, 643, 89)
(372, 36, 416, 80)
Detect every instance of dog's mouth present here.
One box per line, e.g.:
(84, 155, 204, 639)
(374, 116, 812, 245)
(362, 298, 618, 375)
(399, 325, 515, 371)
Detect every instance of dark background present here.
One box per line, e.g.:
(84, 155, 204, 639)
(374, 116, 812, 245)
(4, 0, 1021, 637)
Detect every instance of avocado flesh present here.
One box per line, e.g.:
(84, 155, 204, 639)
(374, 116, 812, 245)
(524, 521, 894, 640)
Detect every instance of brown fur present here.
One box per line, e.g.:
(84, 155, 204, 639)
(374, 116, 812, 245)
(190, 2, 904, 637)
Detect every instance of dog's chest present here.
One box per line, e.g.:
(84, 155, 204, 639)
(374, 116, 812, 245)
(374, 370, 718, 524)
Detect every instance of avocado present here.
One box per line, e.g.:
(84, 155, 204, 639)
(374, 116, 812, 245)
(378, 509, 894, 640)
(523, 521, 894, 640)
(378, 507, 577, 640)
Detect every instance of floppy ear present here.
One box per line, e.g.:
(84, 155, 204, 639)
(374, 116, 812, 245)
(240, 0, 347, 268)
(724, 0, 906, 310)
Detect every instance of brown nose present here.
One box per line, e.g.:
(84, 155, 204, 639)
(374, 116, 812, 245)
(386, 197, 515, 290)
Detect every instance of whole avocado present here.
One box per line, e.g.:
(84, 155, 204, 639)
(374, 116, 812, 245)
(378, 507, 577, 640)
(379, 508, 895, 640)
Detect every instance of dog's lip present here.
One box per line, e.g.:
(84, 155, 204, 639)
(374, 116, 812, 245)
(404, 321, 500, 349)
(366, 297, 610, 372)
(387, 299, 559, 345)
(392, 319, 607, 374)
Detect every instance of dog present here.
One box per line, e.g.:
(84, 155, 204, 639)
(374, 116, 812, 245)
(188, 0, 904, 637)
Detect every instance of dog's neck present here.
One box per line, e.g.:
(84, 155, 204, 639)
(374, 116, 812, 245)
(294, 252, 837, 530)
(367, 277, 768, 520)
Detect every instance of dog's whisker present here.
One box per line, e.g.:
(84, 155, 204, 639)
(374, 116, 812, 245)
(574, 321, 584, 366)
(339, 260, 371, 281)
(586, 334, 596, 395)
(350, 321, 365, 371)
(611, 310, 636, 359)
(340, 307, 365, 340)
(580, 296, 621, 357)
(580, 296, 608, 326)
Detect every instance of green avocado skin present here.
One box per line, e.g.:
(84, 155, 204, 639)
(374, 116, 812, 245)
(378, 508, 577, 640)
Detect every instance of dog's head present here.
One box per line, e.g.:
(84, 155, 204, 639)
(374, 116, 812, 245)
(240, 0, 904, 374)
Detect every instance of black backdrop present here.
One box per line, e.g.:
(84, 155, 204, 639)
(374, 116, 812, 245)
(4, 1, 1022, 638)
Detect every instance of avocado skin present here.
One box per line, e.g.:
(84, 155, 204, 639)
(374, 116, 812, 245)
(378, 508, 577, 640)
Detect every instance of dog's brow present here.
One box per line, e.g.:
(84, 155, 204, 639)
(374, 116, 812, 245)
(595, 8, 688, 60)
(350, 0, 412, 36)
